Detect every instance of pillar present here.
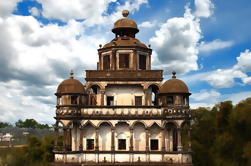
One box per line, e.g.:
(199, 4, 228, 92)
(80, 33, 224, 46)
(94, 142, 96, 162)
(111, 128, 115, 151)
(188, 126, 192, 151)
(177, 127, 182, 151)
(79, 127, 83, 151)
(161, 128, 166, 151)
(95, 128, 99, 151)
(63, 127, 67, 151)
(129, 127, 133, 151)
(145, 128, 149, 151)
(100, 90, 105, 106)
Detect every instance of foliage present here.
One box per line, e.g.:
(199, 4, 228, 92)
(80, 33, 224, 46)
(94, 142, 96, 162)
(0, 122, 12, 128)
(192, 98, 251, 166)
(0, 135, 54, 166)
(15, 119, 50, 129)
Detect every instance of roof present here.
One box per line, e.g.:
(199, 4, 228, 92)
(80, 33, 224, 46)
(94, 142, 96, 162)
(56, 77, 85, 94)
(103, 36, 147, 48)
(159, 72, 189, 94)
(112, 10, 139, 34)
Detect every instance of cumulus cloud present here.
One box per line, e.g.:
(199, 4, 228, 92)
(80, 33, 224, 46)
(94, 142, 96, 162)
(150, 6, 201, 74)
(204, 50, 251, 88)
(29, 7, 40, 17)
(194, 0, 214, 18)
(0, 0, 21, 17)
(139, 21, 155, 28)
(199, 39, 234, 53)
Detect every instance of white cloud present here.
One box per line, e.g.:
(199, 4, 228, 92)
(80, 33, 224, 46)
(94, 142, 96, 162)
(0, 0, 21, 17)
(139, 21, 155, 28)
(150, 6, 201, 74)
(29, 7, 40, 17)
(203, 50, 251, 88)
(194, 0, 214, 18)
(225, 91, 251, 104)
(199, 39, 234, 53)
(235, 49, 251, 72)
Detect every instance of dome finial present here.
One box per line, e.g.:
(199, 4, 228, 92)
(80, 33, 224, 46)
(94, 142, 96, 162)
(172, 71, 176, 78)
(122, 10, 129, 17)
(70, 70, 74, 78)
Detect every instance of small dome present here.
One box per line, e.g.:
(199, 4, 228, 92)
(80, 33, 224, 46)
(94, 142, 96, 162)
(56, 72, 85, 94)
(159, 71, 189, 93)
(112, 10, 139, 35)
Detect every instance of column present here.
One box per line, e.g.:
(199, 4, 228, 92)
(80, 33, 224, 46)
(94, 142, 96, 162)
(145, 128, 149, 151)
(111, 128, 115, 151)
(67, 128, 72, 151)
(95, 128, 99, 151)
(161, 128, 166, 151)
(177, 127, 182, 151)
(143, 88, 148, 106)
(79, 127, 83, 151)
(100, 90, 105, 106)
(129, 127, 133, 151)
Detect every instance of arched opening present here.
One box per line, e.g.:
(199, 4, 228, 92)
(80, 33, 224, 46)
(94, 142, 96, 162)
(99, 122, 112, 151)
(149, 123, 162, 151)
(165, 122, 178, 151)
(88, 85, 101, 106)
(148, 85, 159, 106)
(133, 122, 146, 151)
(115, 122, 130, 151)
(82, 123, 95, 151)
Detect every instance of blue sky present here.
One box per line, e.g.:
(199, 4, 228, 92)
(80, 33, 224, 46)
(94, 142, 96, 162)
(0, 0, 250, 124)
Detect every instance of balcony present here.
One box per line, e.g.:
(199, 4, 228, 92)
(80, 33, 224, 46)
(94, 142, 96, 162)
(85, 70, 163, 81)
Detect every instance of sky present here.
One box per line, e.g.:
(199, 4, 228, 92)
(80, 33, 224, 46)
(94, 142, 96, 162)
(0, 0, 250, 124)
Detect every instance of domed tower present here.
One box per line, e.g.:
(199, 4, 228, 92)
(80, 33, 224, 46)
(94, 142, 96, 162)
(54, 71, 87, 151)
(53, 10, 192, 166)
(159, 71, 190, 106)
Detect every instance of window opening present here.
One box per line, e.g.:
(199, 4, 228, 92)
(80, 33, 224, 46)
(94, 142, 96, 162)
(118, 139, 126, 150)
(103, 55, 110, 70)
(119, 54, 129, 68)
(86, 139, 94, 150)
(71, 96, 78, 104)
(166, 96, 173, 105)
(139, 54, 146, 70)
(107, 96, 114, 106)
(150, 139, 159, 150)
(135, 96, 142, 106)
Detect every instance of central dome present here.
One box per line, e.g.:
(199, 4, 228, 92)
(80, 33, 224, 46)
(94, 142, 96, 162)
(112, 10, 139, 35)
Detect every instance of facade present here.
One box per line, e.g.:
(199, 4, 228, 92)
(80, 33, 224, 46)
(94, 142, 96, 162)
(53, 10, 192, 166)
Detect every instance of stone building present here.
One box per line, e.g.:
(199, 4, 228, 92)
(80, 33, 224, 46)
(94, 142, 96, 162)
(53, 10, 192, 166)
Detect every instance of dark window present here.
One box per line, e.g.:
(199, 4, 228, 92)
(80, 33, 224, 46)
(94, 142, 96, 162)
(71, 96, 78, 104)
(135, 96, 142, 106)
(173, 130, 177, 151)
(107, 96, 114, 106)
(150, 139, 159, 150)
(119, 54, 129, 68)
(139, 54, 146, 70)
(103, 55, 110, 70)
(118, 139, 126, 150)
(86, 139, 94, 150)
(166, 96, 173, 105)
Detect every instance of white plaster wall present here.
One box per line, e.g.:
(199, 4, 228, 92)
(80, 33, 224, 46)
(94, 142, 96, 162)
(99, 154, 112, 162)
(115, 123, 130, 150)
(133, 123, 146, 151)
(82, 125, 95, 151)
(133, 154, 147, 162)
(105, 85, 144, 105)
(149, 154, 162, 162)
(99, 123, 111, 151)
(115, 154, 130, 162)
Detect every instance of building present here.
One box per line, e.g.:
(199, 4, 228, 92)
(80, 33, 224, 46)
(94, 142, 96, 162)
(53, 10, 192, 166)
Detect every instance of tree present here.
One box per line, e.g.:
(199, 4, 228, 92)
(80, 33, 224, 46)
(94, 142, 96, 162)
(0, 122, 12, 128)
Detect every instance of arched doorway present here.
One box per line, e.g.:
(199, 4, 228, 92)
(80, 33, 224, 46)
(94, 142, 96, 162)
(99, 122, 112, 151)
(133, 122, 146, 151)
(165, 122, 178, 151)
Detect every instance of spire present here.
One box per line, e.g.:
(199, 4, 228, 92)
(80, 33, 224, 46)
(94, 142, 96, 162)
(70, 70, 74, 78)
(172, 71, 176, 78)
